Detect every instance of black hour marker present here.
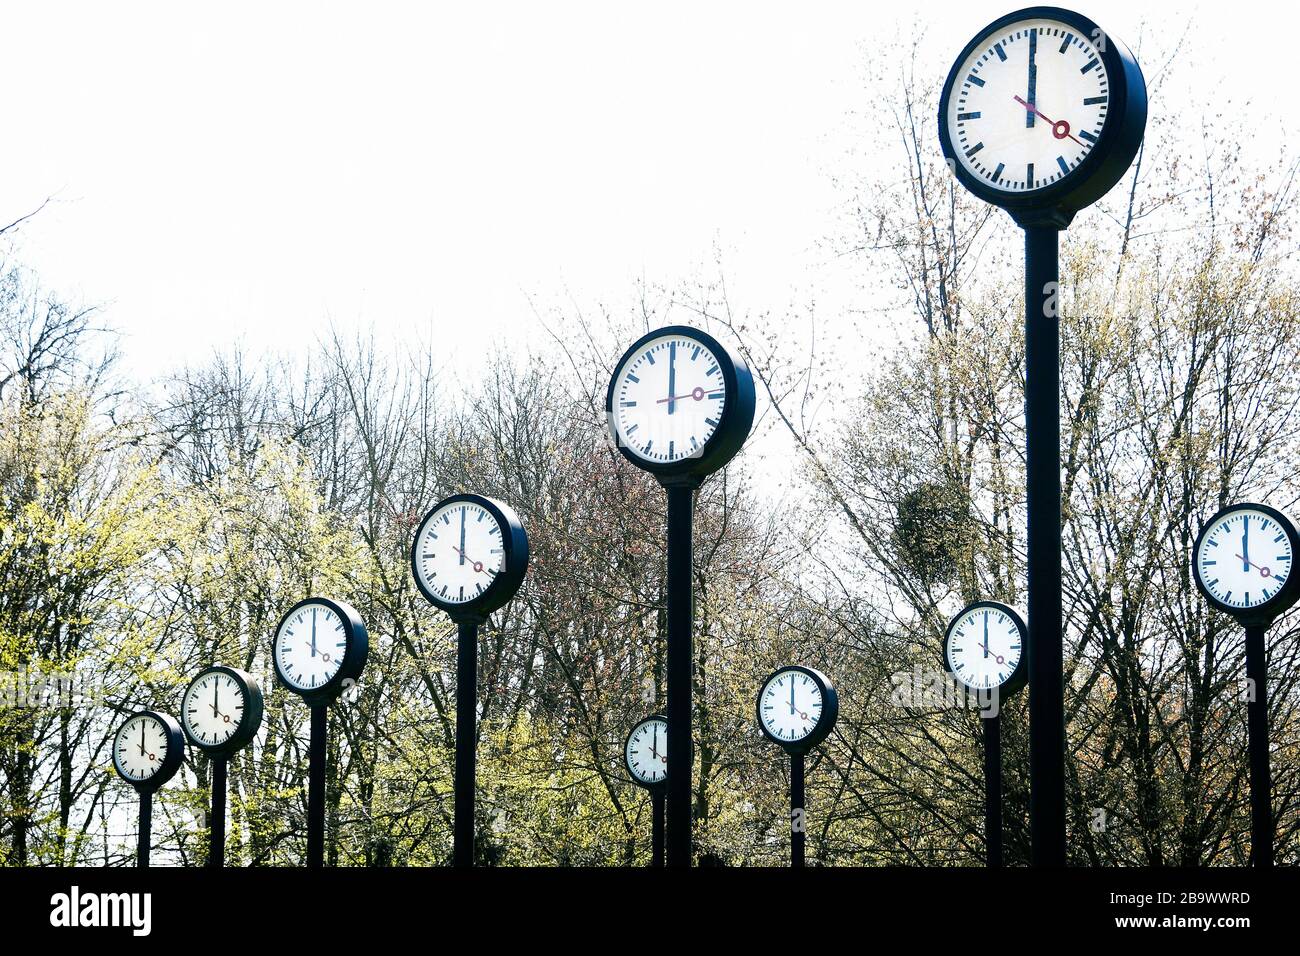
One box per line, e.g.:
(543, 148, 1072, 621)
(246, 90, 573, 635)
(957, 111, 981, 121)
(992, 162, 1004, 182)
(1083, 95, 1107, 105)
(967, 74, 985, 87)
(965, 142, 984, 158)
(1079, 129, 1097, 143)
(1026, 162, 1034, 186)
(1056, 155, 1069, 175)
(1058, 33, 1073, 53)
(994, 43, 1006, 61)
(1081, 58, 1099, 74)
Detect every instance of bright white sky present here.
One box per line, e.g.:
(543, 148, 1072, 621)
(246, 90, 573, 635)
(0, 1, 1292, 386)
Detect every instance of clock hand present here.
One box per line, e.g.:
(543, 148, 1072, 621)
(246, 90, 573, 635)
(790, 679, 796, 716)
(1026, 27, 1037, 129)
(139, 724, 147, 757)
(459, 508, 467, 567)
(656, 387, 707, 405)
(1242, 517, 1250, 573)
(667, 340, 677, 416)
(1234, 554, 1273, 578)
(983, 614, 989, 659)
(452, 545, 486, 574)
(311, 607, 318, 658)
(1012, 95, 1084, 146)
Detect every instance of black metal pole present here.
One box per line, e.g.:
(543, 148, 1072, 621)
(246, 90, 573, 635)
(665, 482, 696, 868)
(1244, 623, 1273, 867)
(308, 704, 326, 869)
(209, 757, 226, 869)
(1024, 224, 1067, 867)
(454, 618, 478, 868)
(137, 791, 152, 869)
(984, 712, 1002, 868)
(651, 790, 665, 868)
(790, 751, 806, 868)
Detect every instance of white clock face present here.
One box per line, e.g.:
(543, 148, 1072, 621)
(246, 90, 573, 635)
(625, 718, 668, 786)
(1196, 509, 1294, 611)
(275, 603, 349, 691)
(413, 500, 505, 605)
(947, 19, 1110, 193)
(183, 672, 247, 747)
(611, 333, 727, 465)
(114, 715, 171, 782)
(759, 670, 823, 744)
(946, 606, 1023, 691)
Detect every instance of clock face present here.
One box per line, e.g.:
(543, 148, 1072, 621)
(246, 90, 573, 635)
(611, 332, 727, 465)
(274, 602, 349, 691)
(413, 499, 505, 606)
(946, 605, 1024, 691)
(1195, 508, 1294, 612)
(947, 18, 1110, 193)
(624, 718, 668, 786)
(758, 669, 824, 744)
(182, 671, 248, 748)
(114, 714, 171, 783)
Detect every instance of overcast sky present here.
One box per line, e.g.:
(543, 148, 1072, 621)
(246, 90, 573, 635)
(0, 1, 1292, 386)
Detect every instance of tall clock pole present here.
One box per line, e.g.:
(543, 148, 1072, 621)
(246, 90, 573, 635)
(1244, 623, 1273, 867)
(983, 711, 1003, 867)
(137, 792, 152, 868)
(409, 494, 530, 869)
(938, 7, 1146, 868)
(307, 704, 327, 868)
(664, 478, 698, 868)
(1024, 223, 1066, 866)
(453, 616, 480, 868)
(209, 757, 227, 868)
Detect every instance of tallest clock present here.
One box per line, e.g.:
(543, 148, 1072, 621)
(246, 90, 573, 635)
(938, 7, 1146, 227)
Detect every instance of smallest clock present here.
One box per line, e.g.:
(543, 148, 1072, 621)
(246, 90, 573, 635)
(272, 597, 370, 705)
(624, 714, 669, 789)
(756, 666, 839, 753)
(944, 601, 1028, 697)
(181, 666, 265, 757)
(113, 710, 185, 792)
(410, 494, 529, 620)
(1193, 502, 1300, 625)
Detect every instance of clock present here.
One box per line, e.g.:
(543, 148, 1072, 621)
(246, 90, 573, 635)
(113, 710, 184, 792)
(272, 597, 370, 705)
(756, 666, 838, 753)
(180, 666, 264, 757)
(1193, 503, 1300, 624)
(606, 325, 756, 482)
(938, 6, 1147, 227)
(410, 494, 529, 620)
(623, 715, 669, 789)
(943, 601, 1028, 696)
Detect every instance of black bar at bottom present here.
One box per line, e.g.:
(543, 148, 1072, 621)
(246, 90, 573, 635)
(1244, 623, 1273, 868)
(454, 619, 479, 868)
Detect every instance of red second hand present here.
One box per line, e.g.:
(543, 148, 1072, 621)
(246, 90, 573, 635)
(1013, 95, 1084, 146)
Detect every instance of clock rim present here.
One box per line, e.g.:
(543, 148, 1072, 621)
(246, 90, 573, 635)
(755, 665, 839, 755)
(181, 665, 265, 757)
(623, 713, 669, 791)
(937, 5, 1147, 227)
(605, 324, 756, 482)
(943, 600, 1029, 698)
(1192, 502, 1300, 625)
(409, 493, 530, 621)
(271, 596, 370, 705)
(113, 709, 185, 793)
